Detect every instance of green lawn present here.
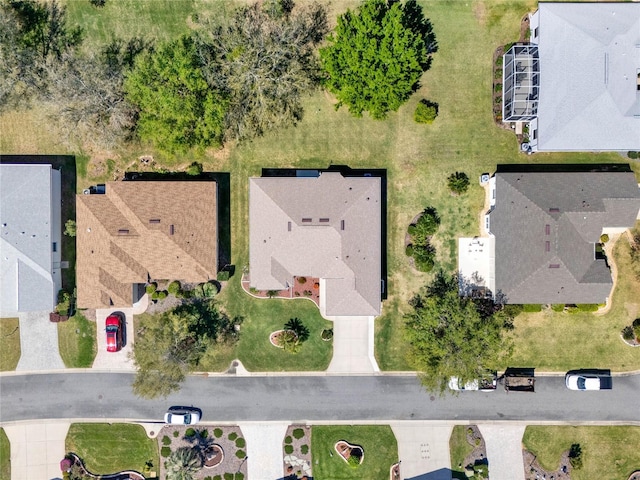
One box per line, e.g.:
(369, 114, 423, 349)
(449, 426, 475, 480)
(311, 425, 398, 480)
(510, 228, 640, 371)
(0, 318, 21, 371)
(66, 423, 158, 475)
(522, 426, 640, 480)
(58, 313, 97, 368)
(0, 428, 10, 480)
(2, 0, 639, 374)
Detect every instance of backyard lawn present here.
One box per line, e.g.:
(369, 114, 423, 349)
(311, 425, 398, 480)
(57, 313, 97, 368)
(66, 423, 158, 476)
(0, 318, 20, 371)
(0, 428, 10, 480)
(522, 426, 640, 480)
(1, 0, 638, 373)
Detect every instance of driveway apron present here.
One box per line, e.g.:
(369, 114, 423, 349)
(478, 424, 526, 480)
(4, 421, 70, 480)
(327, 316, 379, 373)
(16, 310, 65, 371)
(238, 422, 289, 480)
(391, 422, 453, 480)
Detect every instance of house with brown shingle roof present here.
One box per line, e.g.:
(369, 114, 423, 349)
(76, 181, 217, 309)
(249, 169, 383, 317)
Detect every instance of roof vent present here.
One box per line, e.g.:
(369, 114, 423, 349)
(302, 218, 312, 223)
(149, 219, 161, 224)
(169, 225, 175, 235)
(319, 218, 330, 223)
(549, 264, 560, 269)
(287, 221, 292, 231)
(549, 208, 560, 213)
(341, 220, 345, 231)
(545, 224, 550, 235)
(545, 241, 550, 252)
(118, 229, 129, 235)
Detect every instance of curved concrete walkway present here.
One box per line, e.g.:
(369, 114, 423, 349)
(16, 311, 65, 371)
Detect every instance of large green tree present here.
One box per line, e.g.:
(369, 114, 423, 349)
(131, 299, 240, 399)
(124, 35, 227, 153)
(320, 0, 436, 119)
(197, 0, 328, 140)
(404, 272, 513, 395)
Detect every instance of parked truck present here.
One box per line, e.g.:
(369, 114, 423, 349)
(501, 367, 535, 392)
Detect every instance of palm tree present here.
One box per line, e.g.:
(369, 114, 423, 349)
(284, 317, 310, 342)
(164, 447, 202, 480)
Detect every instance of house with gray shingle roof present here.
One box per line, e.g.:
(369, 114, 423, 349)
(249, 169, 383, 317)
(486, 169, 640, 304)
(0, 164, 62, 316)
(503, 3, 640, 151)
(76, 181, 217, 309)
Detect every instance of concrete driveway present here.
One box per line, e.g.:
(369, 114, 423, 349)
(478, 424, 526, 480)
(92, 308, 135, 370)
(239, 422, 289, 480)
(16, 310, 65, 371)
(327, 316, 379, 373)
(3, 421, 70, 480)
(391, 422, 453, 480)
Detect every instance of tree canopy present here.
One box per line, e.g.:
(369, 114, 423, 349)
(197, 0, 328, 140)
(132, 299, 240, 399)
(124, 35, 227, 153)
(404, 271, 513, 395)
(320, 0, 437, 119)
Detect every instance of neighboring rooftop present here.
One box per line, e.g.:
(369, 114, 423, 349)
(76, 181, 217, 309)
(249, 170, 382, 317)
(0, 164, 62, 315)
(488, 170, 640, 304)
(529, 3, 640, 151)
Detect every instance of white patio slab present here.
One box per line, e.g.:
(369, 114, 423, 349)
(458, 237, 495, 297)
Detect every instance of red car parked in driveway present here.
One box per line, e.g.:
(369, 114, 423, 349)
(105, 312, 125, 352)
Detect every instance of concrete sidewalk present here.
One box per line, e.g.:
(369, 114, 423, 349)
(3, 421, 69, 480)
(391, 422, 453, 480)
(478, 424, 526, 480)
(327, 316, 379, 373)
(16, 310, 65, 371)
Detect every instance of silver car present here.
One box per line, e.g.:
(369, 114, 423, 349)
(164, 407, 201, 425)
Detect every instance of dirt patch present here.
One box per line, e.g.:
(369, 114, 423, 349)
(523, 448, 571, 480)
(473, 2, 487, 25)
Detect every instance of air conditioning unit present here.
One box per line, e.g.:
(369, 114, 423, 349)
(83, 189, 91, 195)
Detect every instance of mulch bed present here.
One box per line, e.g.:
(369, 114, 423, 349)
(283, 424, 312, 479)
(158, 425, 247, 480)
(460, 425, 488, 474)
(240, 273, 320, 306)
(522, 449, 571, 480)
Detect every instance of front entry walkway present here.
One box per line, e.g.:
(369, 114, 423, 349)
(327, 316, 379, 373)
(4, 421, 70, 480)
(391, 422, 453, 480)
(239, 422, 289, 480)
(478, 424, 526, 480)
(16, 310, 65, 371)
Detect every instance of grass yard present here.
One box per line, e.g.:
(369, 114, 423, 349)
(66, 423, 158, 475)
(510, 229, 640, 371)
(522, 426, 640, 480)
(58, 313, 97, 368)
(0, 318, 21, 371)
(311, 425, 398, 480)
(2, 0, 639, 373)
(449, 426, 475, 480)
(0, 428, 10, 480)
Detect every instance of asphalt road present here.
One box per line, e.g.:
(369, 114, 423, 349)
(1, 372, 639, 424)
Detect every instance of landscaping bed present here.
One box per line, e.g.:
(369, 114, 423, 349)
(282, 425, 312, 479)
(158, 425, 247, 480)
(450, 426, 488, 480)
